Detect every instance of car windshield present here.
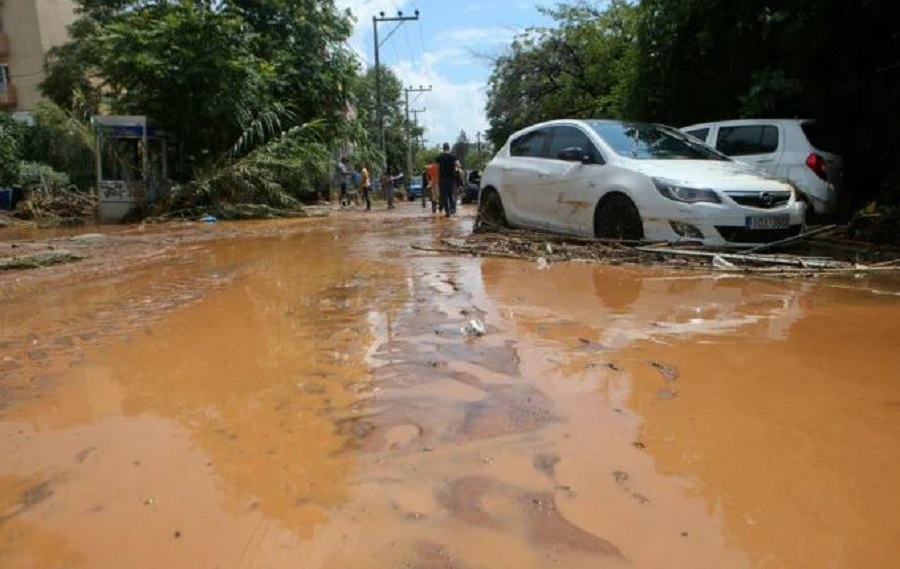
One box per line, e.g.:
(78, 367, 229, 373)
(588, 121, 728, 161)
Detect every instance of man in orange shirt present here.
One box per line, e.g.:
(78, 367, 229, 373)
(425, 161, 440, 213)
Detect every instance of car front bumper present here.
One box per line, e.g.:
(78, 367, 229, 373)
(642, 201, 807, 247)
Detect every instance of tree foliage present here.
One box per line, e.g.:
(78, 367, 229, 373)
(485, 0, 900, 211)
(351, 65, 421, 176)
(629, 0, 900, 209)
(0, 113, 23, 187)
(20, 98, 96, 189)
(43, 0, 358, 175)
(452, 130, 470, 165)
(485, 0, 638, 148)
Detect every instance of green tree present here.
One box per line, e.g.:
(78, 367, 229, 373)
(350, 65, 414, 175)
(485, 0, 638, 148)
(42, 0, 358, 175)
(20, 97, 96, 189)
(631, 0, 900, 211)
(0, 113, 23, 187)
(452, 130, 470, 164)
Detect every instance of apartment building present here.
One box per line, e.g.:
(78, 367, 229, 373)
(0, 0, 76, 113)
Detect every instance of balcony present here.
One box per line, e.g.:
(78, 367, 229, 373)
(0, 82, 16, 108)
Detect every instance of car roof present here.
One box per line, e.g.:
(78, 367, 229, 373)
(507, 118, 670, 141)
(681, 118, 813, 130)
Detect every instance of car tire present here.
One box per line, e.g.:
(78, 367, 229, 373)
(477, 189, 507, 228)
(594, 194, 643, 240)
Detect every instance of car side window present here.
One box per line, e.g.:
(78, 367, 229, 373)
(510, 129, 551, 158)
(715, 125, 779, 156)
(684, 128, 709, 142)
(547, 126, 603, 163)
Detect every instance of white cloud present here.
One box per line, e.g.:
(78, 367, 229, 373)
(393, 59, 489, 149)
(434, 26, 517, 47)
(399, 76, 490, 154)
(336, 0, 410, 64)
(336, 1, 497, 151)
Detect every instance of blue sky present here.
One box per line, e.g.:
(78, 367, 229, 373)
(336, 0, 552, 149)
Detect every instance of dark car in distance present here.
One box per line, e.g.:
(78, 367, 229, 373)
(406, 175, 424, 201)
(461, 170, 481, 204)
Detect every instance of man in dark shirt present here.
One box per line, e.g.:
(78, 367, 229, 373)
(436, 143, 457, 218)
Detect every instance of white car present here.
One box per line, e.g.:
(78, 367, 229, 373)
(680, 119, 842, 215)
(478, 119, 806, 247)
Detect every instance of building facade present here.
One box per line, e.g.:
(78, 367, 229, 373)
(0, 0, 76, 113)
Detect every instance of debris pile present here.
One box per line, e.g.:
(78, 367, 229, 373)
(15, 187, 97, 223)
(414, 225, 900, 278)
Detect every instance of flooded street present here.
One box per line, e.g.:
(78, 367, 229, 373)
(2, 204, 900, 568)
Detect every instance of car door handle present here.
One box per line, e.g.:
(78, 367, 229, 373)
(755, 159, 775, 164)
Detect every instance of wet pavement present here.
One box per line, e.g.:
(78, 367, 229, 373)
(2, 203, 900, 568)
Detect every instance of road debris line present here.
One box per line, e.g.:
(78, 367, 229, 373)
(0, 250, 85, 270)
(410, 225, 900, 277)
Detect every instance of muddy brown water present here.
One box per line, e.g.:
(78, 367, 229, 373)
(2, 205, 900, 568)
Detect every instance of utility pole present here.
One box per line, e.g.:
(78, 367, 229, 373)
(410, 107, 426, 158)
(373, 10, 420, 165)
(404, 86, 431, 205)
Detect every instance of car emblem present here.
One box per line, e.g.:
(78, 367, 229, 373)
(760, 191, 775, 206)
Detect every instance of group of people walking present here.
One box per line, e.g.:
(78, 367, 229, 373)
(335, 156, 397, 211)
(425, 142, 466, 218)
(335, 141, 464, 216)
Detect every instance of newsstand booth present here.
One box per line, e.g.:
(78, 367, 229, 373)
(93, 115, 170, 223)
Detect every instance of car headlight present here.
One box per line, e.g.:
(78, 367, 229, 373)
(653, 178, 721, 204)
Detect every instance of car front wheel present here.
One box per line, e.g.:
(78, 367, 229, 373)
(477, 189, 507, 229)
(594, 194, 643, 240)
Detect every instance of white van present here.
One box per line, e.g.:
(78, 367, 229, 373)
(680, 119, 843, 215)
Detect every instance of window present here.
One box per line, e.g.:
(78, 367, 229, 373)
(547, 126, 602, 163)
(715, 125, 779, 156)
(0, 64, 8, 95)
(510, 129, 551, 158)
(684, 128, 709, 142)
(588, 121, 727, 161)
(800, 121, 839, 153)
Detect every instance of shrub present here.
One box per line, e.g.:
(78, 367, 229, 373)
(17, 161, 72, 193)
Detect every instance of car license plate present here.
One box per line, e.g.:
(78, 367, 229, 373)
(745, 215, 789, 230)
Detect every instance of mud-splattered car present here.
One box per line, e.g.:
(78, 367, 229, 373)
(478, 119, 807, 246)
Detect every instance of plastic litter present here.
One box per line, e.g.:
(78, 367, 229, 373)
(536, 257, 549, 270)
(461, 318, 486, 337)
(712, 254, 736, 269)
(200, 215, 218, 223)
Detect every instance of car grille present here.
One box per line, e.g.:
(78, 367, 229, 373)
(715, 225, 803, 243)
(726, 191, 791, 209)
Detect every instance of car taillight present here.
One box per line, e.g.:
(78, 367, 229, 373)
(806, 152, 828, 180)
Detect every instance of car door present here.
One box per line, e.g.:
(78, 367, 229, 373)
(502, 128, 552, 227)
(534, 125, 607, 235)
(714, 123, 783, 175)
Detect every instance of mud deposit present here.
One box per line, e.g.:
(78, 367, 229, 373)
(2, 204, 900, 568)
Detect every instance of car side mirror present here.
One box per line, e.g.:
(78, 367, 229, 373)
(557, 146, 594, 164)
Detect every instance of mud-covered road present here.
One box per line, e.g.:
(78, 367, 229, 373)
(2, 203, 900, 568)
